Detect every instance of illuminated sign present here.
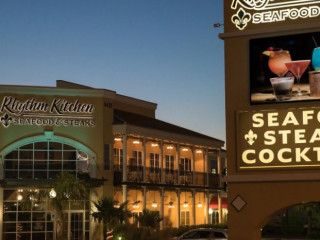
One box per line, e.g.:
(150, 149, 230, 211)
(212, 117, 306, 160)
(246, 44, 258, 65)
(237, 107, 320, 170)
(0, 96, 95, 127)
(231, 0, 320, 30)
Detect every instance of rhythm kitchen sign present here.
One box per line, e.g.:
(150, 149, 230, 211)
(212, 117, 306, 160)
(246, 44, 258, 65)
(238, 107, 320, 170)
(0, 96, 95, 128)
(231, 0, 320, 30)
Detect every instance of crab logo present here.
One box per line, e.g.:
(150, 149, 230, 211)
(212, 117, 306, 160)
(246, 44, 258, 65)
(1, 113, 13, 128)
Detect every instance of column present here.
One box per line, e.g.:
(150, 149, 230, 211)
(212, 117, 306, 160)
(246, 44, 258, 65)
(206, 190, 210, 224)
(160, 140, 164, 183)
(160, 187, 164, 229)
(177, 144, 180, 184)
(192, 189, 196, 225)
(122, 185, 127, 209)
(218, 191, 222, 223)
(192, 145, 196, 185)
(123, 135, 127, 182)
(205, 148, 209, 186)
(143, 186, 147, 210)
(177, 189, 181, 227)
(143, 137, 146, 182)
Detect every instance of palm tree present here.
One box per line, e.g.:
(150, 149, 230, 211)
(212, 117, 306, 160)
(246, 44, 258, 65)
(92, 196, 130, 240)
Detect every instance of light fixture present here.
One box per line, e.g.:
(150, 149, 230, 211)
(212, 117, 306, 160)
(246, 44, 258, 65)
(182, 148, 188, 152)
(167, 145, 174, 149)
(152, 190, 158, 208)
(183, 191, 188, 207)
(152, 201, 158, 208)
(209, 208, 213, 214)
(133, 140, 140, 144)
(17, 193, 23, 201)
(49, 188, 57, 198)
(168, 201, 174, 208)
(196, 150, 202, 153)
(151, 143, 158, 147)
(133, 200, 140, 208)
(114, 137, 122, 142)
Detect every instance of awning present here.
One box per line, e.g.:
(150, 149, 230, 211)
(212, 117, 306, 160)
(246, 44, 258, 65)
(209, 197, 227, 209)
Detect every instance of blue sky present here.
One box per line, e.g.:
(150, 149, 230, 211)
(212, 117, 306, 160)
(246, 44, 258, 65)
(0, 0, 225, 141)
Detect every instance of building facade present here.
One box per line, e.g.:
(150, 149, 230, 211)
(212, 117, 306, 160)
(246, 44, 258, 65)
(0, 80, 226, 240)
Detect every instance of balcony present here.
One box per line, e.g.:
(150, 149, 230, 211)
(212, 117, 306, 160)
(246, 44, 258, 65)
(113, 165, 221, 188)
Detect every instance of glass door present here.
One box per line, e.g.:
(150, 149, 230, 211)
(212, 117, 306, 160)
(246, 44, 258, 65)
(63, 211, 85, 240)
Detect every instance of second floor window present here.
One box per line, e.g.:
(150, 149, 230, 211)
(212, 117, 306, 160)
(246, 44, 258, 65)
(132, 151, 142, 167)
(150, 153, 159, 169)
(165, 155, 174, 171)
(113, 148, 123, 170)
(180, 158, 191, 172)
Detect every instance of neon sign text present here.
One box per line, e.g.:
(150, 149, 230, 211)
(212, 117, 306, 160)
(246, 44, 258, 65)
(231, 0, 320, 30)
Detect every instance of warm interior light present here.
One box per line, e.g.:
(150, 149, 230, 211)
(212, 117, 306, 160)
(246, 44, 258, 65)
(114, 137, 122, 141)
(133, 200, 140, 208)
(197, 202, 203, 208)
(17, 194, 23, 201)
(182, 148, 188, 152)
(151, 143, 158, 147)
(183, 201, 189, 208)
(209, 208, 213, 214)
(113, 204, 120, 208)
(133, 140, 140, 144)
(196, 150, 202, 153)
(151, 201, 158, 208)
(167, 146, 174, 149)
(49, 188, 57, 198)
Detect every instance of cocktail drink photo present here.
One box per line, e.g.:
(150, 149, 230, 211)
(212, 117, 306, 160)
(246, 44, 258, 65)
(267, 49, 291, 77)
(312, 47, 320, 71)
(270, 77, 294, 101)
(284, 60, 311, 96)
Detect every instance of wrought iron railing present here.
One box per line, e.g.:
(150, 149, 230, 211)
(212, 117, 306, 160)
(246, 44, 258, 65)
(113, 165, 220, 188)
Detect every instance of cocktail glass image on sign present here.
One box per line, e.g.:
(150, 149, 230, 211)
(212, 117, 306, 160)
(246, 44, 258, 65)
(250, 31, 320, 104)
(270, 77, 294, 101)
(312, 47, 320, 71)
(285, 60, 311, 97)
(264, 48, 291, 77)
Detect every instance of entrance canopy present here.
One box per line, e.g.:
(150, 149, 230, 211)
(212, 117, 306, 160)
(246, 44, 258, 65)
(210, 197, 227, 209)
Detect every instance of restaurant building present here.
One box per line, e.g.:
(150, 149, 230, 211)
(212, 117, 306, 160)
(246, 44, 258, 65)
(0, 80, 226, 240)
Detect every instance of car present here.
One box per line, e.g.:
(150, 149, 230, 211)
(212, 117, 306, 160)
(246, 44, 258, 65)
(172, 228, 228, 240)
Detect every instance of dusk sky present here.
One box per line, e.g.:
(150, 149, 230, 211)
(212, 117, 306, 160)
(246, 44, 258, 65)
(0, 0, 225, 142)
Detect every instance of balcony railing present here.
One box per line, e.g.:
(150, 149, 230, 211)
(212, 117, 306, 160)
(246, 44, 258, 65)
(163, 169, 178, 185)
(179, 171, 193, 185)
(113, 165, 220, 188)
(194, 172, 207, 186)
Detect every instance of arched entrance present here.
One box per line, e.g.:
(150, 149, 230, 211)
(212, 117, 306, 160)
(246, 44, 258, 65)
(228, 180, 320, 240)
(262, 201, 320, 239)
(0, 131, 96, 240)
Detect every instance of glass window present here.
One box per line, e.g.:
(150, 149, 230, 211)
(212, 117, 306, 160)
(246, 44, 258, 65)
(4, 141, 92, 180)
(2, 189, 89, 240)
(180, 211, 190, 226)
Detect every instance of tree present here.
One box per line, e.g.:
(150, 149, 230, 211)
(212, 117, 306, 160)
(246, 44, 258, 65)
(92, 196, 130, 240)
(137, 209, 163, 230)
(21, 172, 92, 240)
